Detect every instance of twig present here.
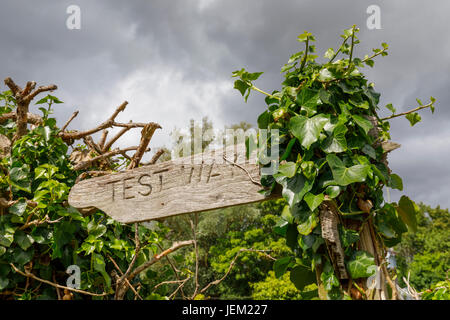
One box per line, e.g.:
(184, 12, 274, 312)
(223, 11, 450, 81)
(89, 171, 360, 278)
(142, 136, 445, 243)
(168, 276, 192, 300)
(128, 240, 195, 281)
(102, 127, 129, 152)
(381, 102, 434, 121)
(72, 146, 140, 171)
(98, 130, 109, 150)
(10, 263, 108, 297)
(222, 156, 262, 186)
(127, 123, 161, 169)
(4, 77, 21, 96)
(25, 84, 58, 102)
(190, 215, 200, 299)
(144, 149, 165, 165)
(362, 47, 388, 63)
(200, 249, 275, 294)
(59, 101, 128, 141)
(250, 85, 280, 100)
(0, 112, 43, 126)
(60, 111, 79, 132)
(107, 254, 143, 300)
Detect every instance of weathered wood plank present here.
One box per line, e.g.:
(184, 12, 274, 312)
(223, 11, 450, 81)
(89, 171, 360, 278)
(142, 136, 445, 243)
(68, 144, 274, 223)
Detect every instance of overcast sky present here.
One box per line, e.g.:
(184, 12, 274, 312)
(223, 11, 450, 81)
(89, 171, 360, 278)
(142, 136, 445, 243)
(1, 0, 449, 208)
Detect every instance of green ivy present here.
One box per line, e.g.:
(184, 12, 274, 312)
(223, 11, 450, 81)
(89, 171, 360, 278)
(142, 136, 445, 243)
(233, 26, 435, 299)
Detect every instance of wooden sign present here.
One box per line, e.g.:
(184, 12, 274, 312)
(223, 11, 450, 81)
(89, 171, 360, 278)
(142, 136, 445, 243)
(68, 144, 273, 223)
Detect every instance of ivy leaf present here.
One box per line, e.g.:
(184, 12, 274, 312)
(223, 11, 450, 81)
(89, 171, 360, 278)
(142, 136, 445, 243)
(385, 103, 396, 114)
(362, 144, 376, 160)
(326, 154, 370, 186)
(351, 115, 373, 135)
(9, 199, 27, 216)
(296, 88, 321, 116)
(322, 124, 348, 153)
(396, 196, 418, 232)
(297, 212, 319, 236)
(9, 165, 31, 193)
(289, 114, 329, 149)
(15, 230, 35, 251)
(324, 48, 335, 59)
(339, 227, 360, 248)
(277, 175, 313, 207)
(389, 173, 403, 191)
(278, 161, 298, 178)
(325, 186, 342, 199)
(93, 253, 112, 290)
(257, 110, 271, 129)
(405, 112, 421, 126)
(290, 265, 316, 291)
(304, 193, 324, 212)
(233, 80, 251, 97)
(273, 257, 293, 278)
(346, 251, 377, 279)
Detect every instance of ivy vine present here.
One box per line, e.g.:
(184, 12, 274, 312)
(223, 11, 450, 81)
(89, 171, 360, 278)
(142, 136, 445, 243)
(233, 26, 436, 299)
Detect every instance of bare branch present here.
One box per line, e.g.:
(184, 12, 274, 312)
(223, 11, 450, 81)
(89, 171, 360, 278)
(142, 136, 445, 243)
(190, 215, 200, 299)
(72, 146, 140, 171)
(10, 263, 108, 297)
(60, 111, 79, 132)
(59, 101, 128, 141)
(102, 126, 129, 152)
(25, 84, 58, 102)
(22, 81, 36, 96)
(4, 77, 21, 96)
(128, 123, 161, 169)
(128, 240, 195, 281)
(145, 149, 165, 165)
(99, 129, 109, 150)
(0, 112, 43, 126)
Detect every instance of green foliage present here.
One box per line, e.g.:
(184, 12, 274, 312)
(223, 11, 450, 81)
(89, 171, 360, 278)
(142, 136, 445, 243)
(251, 271, 318, 300)
(0, 92, 168, 299)
(233, 26, 435, 299)
(395, 204, 450, 291)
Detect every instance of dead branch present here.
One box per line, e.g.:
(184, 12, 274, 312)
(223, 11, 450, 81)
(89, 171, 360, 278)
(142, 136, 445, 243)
(24, 84, 58, 102)
(4, 77, 21, 96)
(200, 248, 275, 294)
(10, 263, 108, 297)
(4, 78, 57, 141)
(0, 197, 37, 209)
(60, 111, 79, 132)
(127, 123, 162, 169)
(59, 101, 128, 141)
(107, 254, 143, 300)
(72, 146, 141, 171)
(102, 126, 130, 152)
(128, 240, 195, 281)
(190, 215, 200, 299)
(99, 129, 109, 150)
(115, 224, 142, 299)
(0, 112, 43, 126)
(143, 149, 165, 166)
(168, 276, 192, 300)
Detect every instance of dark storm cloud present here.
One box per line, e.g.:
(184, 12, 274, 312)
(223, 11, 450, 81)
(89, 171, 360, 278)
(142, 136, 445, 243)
(0, 0, 449, 207)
